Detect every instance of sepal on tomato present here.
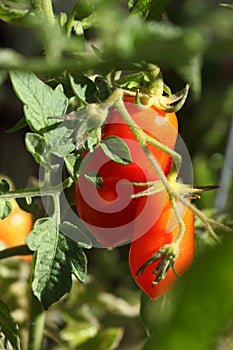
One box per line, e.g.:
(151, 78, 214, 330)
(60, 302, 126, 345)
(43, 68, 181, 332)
(136, 243, 179, 286)
(114, 63, 190, 113)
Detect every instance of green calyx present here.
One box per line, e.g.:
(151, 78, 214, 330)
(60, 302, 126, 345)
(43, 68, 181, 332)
(136, 243, 179, 287)
(113, 63, 190, 113)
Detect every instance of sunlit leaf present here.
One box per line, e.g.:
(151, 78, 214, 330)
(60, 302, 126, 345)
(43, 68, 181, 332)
(0, 299, 20, 350)
(26, 218, 88, 309)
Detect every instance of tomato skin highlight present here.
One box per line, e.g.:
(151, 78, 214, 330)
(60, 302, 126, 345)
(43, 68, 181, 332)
(0, 204, 33, 262)
(75, 96, 178, 247)
(129, 194, 194, 299)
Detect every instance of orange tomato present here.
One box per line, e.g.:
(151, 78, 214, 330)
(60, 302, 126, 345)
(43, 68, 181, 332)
(0, 203, 33, 262)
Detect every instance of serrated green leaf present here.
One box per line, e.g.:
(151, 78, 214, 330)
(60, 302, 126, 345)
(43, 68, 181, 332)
(26, 218, 88, 309)
(47, 123, 75, 158)
(64, 154, 79, 179)
(59, 221, 92, 250)
(25, 133, 48, 165)
(76, 327, 123, 350)
(0, 199, 12, 219)
(69, 74, 96, 105)
(10, 71, 68, 133)
(0, 299, 20, 350)
(100, 136, 132, 165)
(0, 179, 13, 219)
(26, 121, 75, 167)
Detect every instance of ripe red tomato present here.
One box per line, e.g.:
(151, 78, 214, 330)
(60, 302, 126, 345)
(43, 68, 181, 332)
(129, 194, 194, 299)
(75, 95, 178, 247)
(0, 202, 33, 262)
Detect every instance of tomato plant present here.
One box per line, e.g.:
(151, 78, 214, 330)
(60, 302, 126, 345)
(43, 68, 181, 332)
(75, 95, 178, 247)
(0, 0, 232, 349)
(0, 201, 33, 262)
(129, 193, 194, 299)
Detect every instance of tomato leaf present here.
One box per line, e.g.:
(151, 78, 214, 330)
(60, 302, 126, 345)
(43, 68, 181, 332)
(46, 122, 75, 157)
(64, 154, 81, 179)
(69, 74, 96, 105)
(0, 179, 13, 219)
(25, 133, 48, 166)
(25, 124, 75, 168)
(26, 218, 88, 309)
(100, 136, 132, 165)
(59, 221, 92, 250)
(0, 299, 20, 350)
(0, 199, 12, 219)
(10, 71, 68, 134)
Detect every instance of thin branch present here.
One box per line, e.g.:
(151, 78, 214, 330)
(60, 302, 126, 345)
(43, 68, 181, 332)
(0, 245, 32, 260)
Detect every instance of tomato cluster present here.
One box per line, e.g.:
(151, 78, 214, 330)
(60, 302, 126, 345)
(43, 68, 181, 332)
(75, 95, 178, 247)
(75, 94, 194, 299)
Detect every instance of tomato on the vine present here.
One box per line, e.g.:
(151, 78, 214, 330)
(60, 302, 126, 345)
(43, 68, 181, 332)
(129, 193, 194, 299)
(0, 201, 33, 262)
(75, 95, 178, 247)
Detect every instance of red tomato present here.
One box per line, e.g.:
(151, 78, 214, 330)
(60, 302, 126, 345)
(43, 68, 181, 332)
(0, 202, 33, 262)
(129, 194, 194, 299)
(75, 96, 178, 247)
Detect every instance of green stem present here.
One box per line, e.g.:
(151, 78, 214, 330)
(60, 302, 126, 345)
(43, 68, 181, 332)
(0, 177, 73, 200)
(52, 191, 61, 226)
(146, 134, 182, 174)
(28, 292, 45, 350)
(30, 0, 54, 22)
(169, 195, 185, 246)
(0, 245, 32, 260)
(66, 3, 79, 38)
